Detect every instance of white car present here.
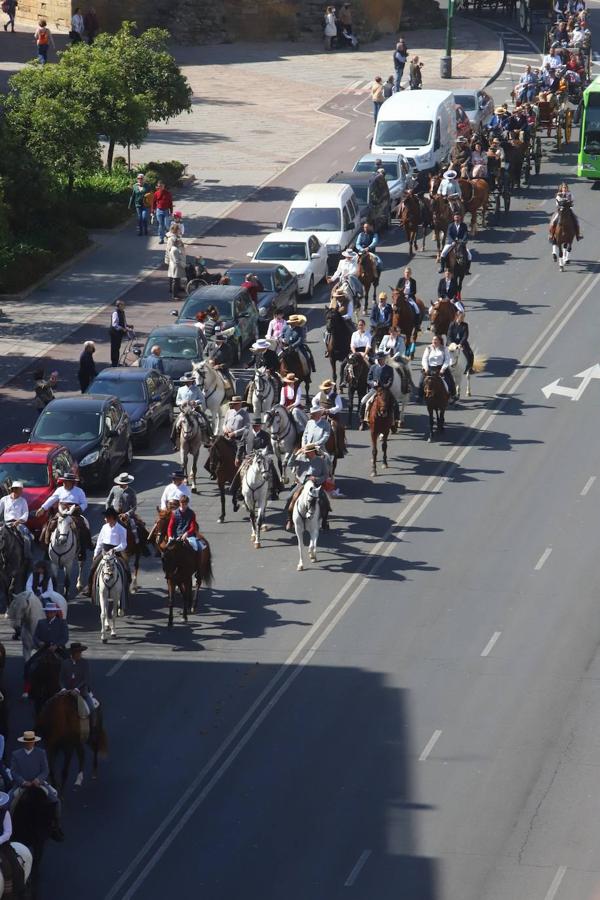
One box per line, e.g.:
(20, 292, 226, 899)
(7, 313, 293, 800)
(247, 231, 328, 298)
(451, 89, 494, 131)
(352, 152, 416, 202)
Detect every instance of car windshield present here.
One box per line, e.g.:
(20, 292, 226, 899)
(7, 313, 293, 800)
(226, 271, 274, 291)
(0, 462, 49, 488)
(34, 410, 102, 441)
(454, 94, 476, 111)
(375, 120, 432, 147)
(87, 379, 146, 402)
(180, 297, 234, 320)
(285, 208, 341, 231)
(356, 160, 398, 180)
(255, 242, 308, 262)
(147, 333, 199, 359)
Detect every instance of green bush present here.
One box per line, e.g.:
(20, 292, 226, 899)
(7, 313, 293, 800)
(142, 168, 160, 189)
(0, 225, 89, 293)
(137, 159, 186, 186)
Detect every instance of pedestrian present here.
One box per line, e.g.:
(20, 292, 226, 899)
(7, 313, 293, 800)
(393, 39, 408, 91)
(128, 173, 151, 237)
(383, 75, 394, 99)
(77, 340, 97, 393)
(141, 344, 165, 372)
(83, 5, 99, 43)
(33, 368, 57, 410)
(338, 2, 355, 47)
(324, 5, 337, 50)
(241, 273, 264, 305)
(34, 18, 54, 64)
(371, 76, 385, 122)
(172, 210, 185, 236)
(168, 235, 186, 299)
(109, 299, 131, 367)
(70, 6, 84, 41)
(409, 55, 423, 90)
(152, 181, 174, 245)
(164, 221, 182, 266)
(2, 0, 16, 33)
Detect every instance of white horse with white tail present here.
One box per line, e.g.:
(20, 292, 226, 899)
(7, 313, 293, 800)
(8, 590, 68, 662)
(241, 448, 271, 548)
(386, 356, 413, 427)
(192, 360, 231, 434)
(248, 367, 277, 415)
(48, 510, 84, 596)
(448, 343, 486, 400)
(293, 480, 322, 571)
(93, 550, 128, 643)
(177, 404, 213, 491)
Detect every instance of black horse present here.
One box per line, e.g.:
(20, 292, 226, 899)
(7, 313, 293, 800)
(345, 352, 369, 428)
(445, 241, 469, 297)
(11, 785, 55, 889)
(324, 307, 352, 385)
(0, 524, 27, 604)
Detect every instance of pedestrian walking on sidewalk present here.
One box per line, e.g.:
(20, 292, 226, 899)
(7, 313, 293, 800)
(78, 341, 97, 393)
(168, 236, 186, 299)
(2, 0, 17, 33)
(33, 369, 58, 410)
(129, 173, 151, 236)
(109, 300, 131, 367)
(324, 6, 337, 50)
(83, 5, 99, 43)
(371, 77, 385, 123)
(34, 19, 54, 64)
(409, 56, 423, 90)
(70, 6, 84, 41)
(383, 76, 394, 99)
(393, 39, 408, 92)
(152, 181, 174, 245)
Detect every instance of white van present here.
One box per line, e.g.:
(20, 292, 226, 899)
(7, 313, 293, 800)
(282, 183, 360, 268)
(370, 90, 457, 174)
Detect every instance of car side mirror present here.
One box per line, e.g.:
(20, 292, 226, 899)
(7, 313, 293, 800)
(171, 309, 179, 317)
(277, 221, 283, 229)
(246, 251, 253, 258)
(311, 253, 320, 259)
(22, 427, 31, 436)
(348, 221, 356, 230)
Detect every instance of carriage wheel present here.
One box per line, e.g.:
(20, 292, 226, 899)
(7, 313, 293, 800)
(564, 109, 573, 144)
(534, 138, 542, 174)
(556, 123, 562, 151)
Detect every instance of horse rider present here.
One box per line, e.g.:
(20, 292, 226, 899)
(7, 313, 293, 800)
(437, 267, 460, 303)
(302, 399, 332, 450)
(0, 790, 26, 896)
(282, 313, 316, 373)
(10, 731, 64, 841)
(203, 305, 222, 341)
(0, 480, 32, 566)
(355, 223, 383, 275)
(36, 471, 93, 556)
(223, 396, 252, 468)
(160, 470, 192, 510)
(266, 308, 286, 346)
(171, 374, 207, 450)
(378, 324, 406, 360)
(285, 443, 331, 532)
(280, 373, 308, 436)
(471, 141, 488, 180)
(359, 349, 399, 431)
(245, 414, 283, 500)
(488, 105, 511, 135)
(395, 267, 423, 332)
(25, 560, 55, 603)
(314, 379, 346, 461)
(206, 331, 236, 389)
(167, 494, 201, 552)
(327, 248, 359, 286)
(549, 181, 583, 241)
(487, 138, 508, 193)
(437, 169, 463, 215)
(22, 602, 69, 699)
(450, 136, 472, 177)
(447, 309, 475, 376)
(106, 472, 145, 550)
(82, 506, 129, 597)
(370, 291, 393, 333)
(60, 642, 97, 730)
(438, 213, 472, 275)
(419, 334, 456, 401)
(249, 338, 281, 383)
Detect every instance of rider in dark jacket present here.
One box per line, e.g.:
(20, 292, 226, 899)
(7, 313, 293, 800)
(358, 350, 399, 429)
(447, 311, 474, 374)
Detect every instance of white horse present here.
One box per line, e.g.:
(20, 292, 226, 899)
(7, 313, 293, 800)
(0, 843, 33, 897)
(249, 367, 277, 415)
(387, 356, 413, 426)
(94, 551, 127, 643)
(293, 480, 322, 571)
(265, 404, 302, 476)
(192, 360, 229, 434)
(241, 449, 271, 549)
(448, 342, 471, 399)
(8, 590, 68, 662)
(177, 404, 213, 491)
(48, 510, 84, 596)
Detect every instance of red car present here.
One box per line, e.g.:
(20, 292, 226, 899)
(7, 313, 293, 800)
(0, 443, 79, 535)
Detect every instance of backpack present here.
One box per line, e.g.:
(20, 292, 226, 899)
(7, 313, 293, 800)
(142, 190, 153, 209)
(1, 2, 10, 13)
(37, 28, 49, 44)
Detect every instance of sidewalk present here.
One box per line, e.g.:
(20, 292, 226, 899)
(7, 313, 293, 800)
(0, 20, 502, 388)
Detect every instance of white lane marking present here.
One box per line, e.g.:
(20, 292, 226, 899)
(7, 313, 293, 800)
(348, 145, 357, 152)
(467, 273, 480, 287)
(344, 850, 372, 887)
(534, 548, 552, 571)
(419, 730, 442, 762)
(544, 866, 567, 900)
(581, 475, 596, 496)
(481, 631, 502, 657)
(103, 265, 600, 900)
(106, 650, 133, 677)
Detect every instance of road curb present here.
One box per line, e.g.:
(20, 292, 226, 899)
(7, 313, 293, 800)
(485, 32, 508, 88)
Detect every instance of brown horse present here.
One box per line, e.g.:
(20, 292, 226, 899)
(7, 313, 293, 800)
(392, 294, 425, 359)
(345, 352, 369, 428)
(324, 413, 346, 475)
(356, 250, 379, 311)
(325, 306, 352, 384)
(429, 298, 455, 337)
(119, 512, 149, 594)
(397, 192, 427, 256)
(423, 370, 448, 441)
(551, 199, 577, 270)
(369, 387, 394, 477)
(204, 435, 239, 523)
(457, 177, 489, 233)
(37, 692, 108, 788)
(428, 189, 452, 261)
(279, 346, 311, 400)
(149, 510, 214, 626)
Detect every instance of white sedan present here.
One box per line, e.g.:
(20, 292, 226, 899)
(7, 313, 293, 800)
(247, 231, 328, 298)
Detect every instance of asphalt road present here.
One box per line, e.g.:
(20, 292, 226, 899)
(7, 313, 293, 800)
(3, 11, 600, 900)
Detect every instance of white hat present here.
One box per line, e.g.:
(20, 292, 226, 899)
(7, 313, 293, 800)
(17, 730, 42, 743)
(342, 249, 357, 259)
(310, 398, 324, 413)
(250, 338, 272, 352)
(114, 473, 135, 485)
(180, 373, 194, 383)
(444, 170, 457, 180)
(11, 481, 24, 489)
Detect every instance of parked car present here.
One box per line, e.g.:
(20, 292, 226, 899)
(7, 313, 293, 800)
(455, 104, 473, 140)
(327, 171, 392, 232)
(174, 285, 259, 361)
(247, 231, 328, 298)
(0, 442, 78, 534)
(24, 396, 132, 489)
(85, 367, 173, 447)
(352, 152, 416, 201)
(452, 89, 494, 130)
(224, 263, 298, 332)
(138, 325, 206, 382)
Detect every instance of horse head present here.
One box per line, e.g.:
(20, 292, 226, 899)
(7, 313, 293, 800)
(54, 510, 74, 542)
(304, 481, 321, 518)
(180, 407, 199, 440)
(424, 368, 445, 400)
(253, 447, 271, 480)
(6, 590, 31, 629)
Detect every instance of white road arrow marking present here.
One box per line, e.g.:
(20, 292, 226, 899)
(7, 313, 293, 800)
(542, 363, 600, 401)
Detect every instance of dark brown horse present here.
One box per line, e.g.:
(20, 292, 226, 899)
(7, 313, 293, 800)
(392, 294, 425, 359)
(356, 250, 379, 312)
(204, 435, 239, 524)
(444, 241, 469, 296)
(457, 177, 489, 233)
(428, 187, 452, 261)
(325, 306, 352, 384)
(551, 199, 577, 270)
(279, 346, 311, 399)
(397, 191, 428, 255)
(423, 369, 448, 440)
(429, 298, 455, 337)
(369, 387, 394, 477)
(37, 691, 108, 788)
(345, 352, 369, 428)
(119, 512, 149, 594)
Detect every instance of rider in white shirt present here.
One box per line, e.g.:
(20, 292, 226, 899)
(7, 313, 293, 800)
(350, 319, 372, 357)
(159, 471, 192, 510)
(419, 335, 456, 399)
(437, 170, 462, 212)
(378, 327, 406, 360)
(175, 374, 206, 408)
(39, 477, 88, 513)
(0, 484, 29, 525)
(328, 249, 359, 284)
(94, 519, 128, 556)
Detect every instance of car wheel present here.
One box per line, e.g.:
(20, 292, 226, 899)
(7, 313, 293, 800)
(304, 276, 314, 299)
(123, 438, 134, 466)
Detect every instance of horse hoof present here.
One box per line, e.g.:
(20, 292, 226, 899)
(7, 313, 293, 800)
(255, 542, 261, 549)
(75, 773, 83, 788)
(217, 516, 225, 524)
(297, 563, 304, 571)
(467, 389, 472, 397)
(382, 463, 388, 470)
(102, 637, 108, 644)
(371, 469, 377, 477)
(552, 253, 557, 261)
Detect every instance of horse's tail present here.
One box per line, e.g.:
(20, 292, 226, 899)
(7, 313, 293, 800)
(198, 539, 214, 587)
(95, 725, 109, 758)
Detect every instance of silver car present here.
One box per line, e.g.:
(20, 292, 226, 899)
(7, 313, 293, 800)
(352, 152, 416, 202)
(451, 90, 494, 130)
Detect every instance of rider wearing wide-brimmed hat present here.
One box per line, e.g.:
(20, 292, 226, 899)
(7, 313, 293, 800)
(437, 167, 463, 215)
(37, 470, 93, 555)
(223, 396, 252, 468)
(281, 313, 315, 373)
(286, 441, 331, 532)
(106, 473, 147, 551)
(249, 337, 280, 380)
(10, 731, 64, 841)
(279, 373, 307, 435)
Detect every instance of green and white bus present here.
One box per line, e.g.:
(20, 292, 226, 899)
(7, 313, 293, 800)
(577, 76, 600, 179)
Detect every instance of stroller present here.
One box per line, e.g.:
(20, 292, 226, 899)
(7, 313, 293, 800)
(185, 256, 221, 294)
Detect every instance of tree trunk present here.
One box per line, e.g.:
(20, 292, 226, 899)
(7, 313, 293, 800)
(67, 171, 74, 194)
(107, 138, 116, 173)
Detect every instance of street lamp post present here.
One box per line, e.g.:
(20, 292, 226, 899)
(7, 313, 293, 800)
(441, 0, 454, 79)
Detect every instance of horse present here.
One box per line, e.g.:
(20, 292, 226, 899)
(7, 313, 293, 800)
(345, 352, 369, 428)
(428, 185, 452, 261)
(119, 512, 150, 595)
(387, 356, 413, 427)
(448, 342, 471, 400)
(177, 404, 213, 491)
(93, 550, 128, 643)
(279, 346, 311, 400)
(292, 480, 322, 571)
(324, 306, 352, 384)
(330, 275, 364, 317)
(48, 510, 83, 597)
(264, 404, 302, 478)
(8, 590, 68, 663)
(424, 369, 449, 440)
(29, 647, 63, 715)
(11, 787, 51, 889)
(429, 298, 455, 337)
(552, 199, 577, 270)
(397, 191, 428, 255)
(204, 435, 238, 524)
(37, 691, 108, 789)
(444, 242, 469, 296)
(150, 514, 214, 626)
(458, 177, 489, 233)
(240, 449, 271, 548)
(392, 296, 425, 359)
(247, 367, 277, 415)
(192, 360, 230, 434)
(356, 250, 380, 311)
(369, 387, 394, 477)
(0, 841, 32, 897)
(0, 523, 26, 600)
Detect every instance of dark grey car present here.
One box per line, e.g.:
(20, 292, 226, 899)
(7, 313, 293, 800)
(86, 367, 173, 447)
(139, 325, 206, 382)
(224, 263, 298, 334)
(327, 171, 392, 232)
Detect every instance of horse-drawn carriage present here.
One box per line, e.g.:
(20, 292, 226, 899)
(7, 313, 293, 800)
(536, 93, 573, 150)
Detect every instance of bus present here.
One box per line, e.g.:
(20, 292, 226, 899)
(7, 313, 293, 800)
(577, 76, 600, 179)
